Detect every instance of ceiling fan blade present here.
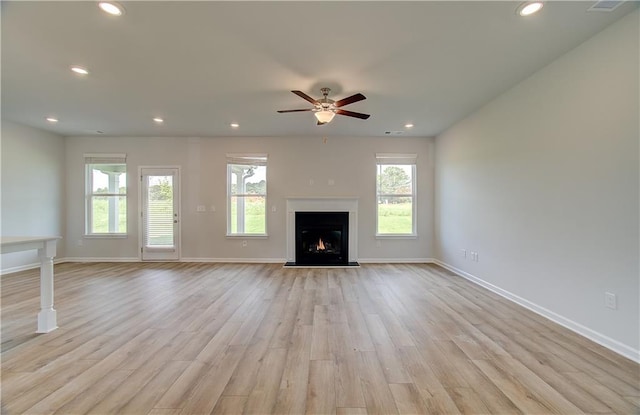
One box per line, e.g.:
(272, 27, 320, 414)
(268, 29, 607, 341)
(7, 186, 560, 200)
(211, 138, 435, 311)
(291, 90, 319, 105)
(334, 93, 366, 108)
(277, 109, 313, 113)
(336, 109, 370, 120)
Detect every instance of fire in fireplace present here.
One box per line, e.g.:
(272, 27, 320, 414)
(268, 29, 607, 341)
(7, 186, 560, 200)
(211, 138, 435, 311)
(295, 212, 348, 265)
(307, 234, 339, 254)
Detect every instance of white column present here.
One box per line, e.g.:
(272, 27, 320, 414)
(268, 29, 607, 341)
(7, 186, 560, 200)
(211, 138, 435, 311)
(36, 240, 57, 333)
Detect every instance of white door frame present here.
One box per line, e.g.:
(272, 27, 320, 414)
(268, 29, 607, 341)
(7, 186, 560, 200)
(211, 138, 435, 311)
(139, 166, 181, 261)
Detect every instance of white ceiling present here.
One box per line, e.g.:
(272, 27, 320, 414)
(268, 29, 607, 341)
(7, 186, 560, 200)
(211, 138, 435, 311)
(1, 1, 637, 138)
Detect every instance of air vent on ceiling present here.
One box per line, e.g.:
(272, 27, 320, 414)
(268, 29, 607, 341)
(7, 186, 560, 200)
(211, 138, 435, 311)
(587, 1, 624, 12)
(385, 131, 404, 135)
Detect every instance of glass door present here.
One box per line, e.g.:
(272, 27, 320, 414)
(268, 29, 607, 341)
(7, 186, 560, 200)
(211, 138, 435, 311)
(140, 167, 180, 260)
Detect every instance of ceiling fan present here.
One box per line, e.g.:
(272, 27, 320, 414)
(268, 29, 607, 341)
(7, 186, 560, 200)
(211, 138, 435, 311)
(277, 88, 370, 125)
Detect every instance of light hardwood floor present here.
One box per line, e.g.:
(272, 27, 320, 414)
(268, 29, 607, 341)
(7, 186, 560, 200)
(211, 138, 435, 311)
(1, 262, 638, 414)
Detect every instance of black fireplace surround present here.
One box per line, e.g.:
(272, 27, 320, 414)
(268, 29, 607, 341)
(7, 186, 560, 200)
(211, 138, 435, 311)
(295, 211, 349, 265)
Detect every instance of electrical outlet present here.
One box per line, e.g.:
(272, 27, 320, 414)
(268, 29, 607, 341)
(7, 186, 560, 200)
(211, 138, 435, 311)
(328, 179, 335, 186)
(605, 292, 617, 310)
(242, 240, 248, 247)
(272, 205, 277, 212)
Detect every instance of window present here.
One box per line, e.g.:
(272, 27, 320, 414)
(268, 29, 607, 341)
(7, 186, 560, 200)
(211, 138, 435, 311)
(227, 154, 267, 236)
(85, 154, 127, 235)
(376, 153, 417, 236)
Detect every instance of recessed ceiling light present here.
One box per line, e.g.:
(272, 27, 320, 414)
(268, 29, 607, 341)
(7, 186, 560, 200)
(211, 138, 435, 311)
(405, 123, 414, 128)
(517, 1, 544, 16)
(46, 117, 59, 123)
(230, 123, 240, 128)
(70, 66, 89, 75)
(153, 117, 164, 123)
(98, 1, 125, 16)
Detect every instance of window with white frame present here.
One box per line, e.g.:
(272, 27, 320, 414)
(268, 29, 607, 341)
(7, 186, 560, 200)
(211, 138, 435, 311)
(227, 154, 267, 236)
(85, 154, 127, 235)
(376, 153, 417, 236)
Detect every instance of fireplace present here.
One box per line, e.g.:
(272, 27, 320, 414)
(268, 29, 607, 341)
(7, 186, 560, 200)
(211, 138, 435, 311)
(295, 212, 348, 265)
(285, 197, 359, 266)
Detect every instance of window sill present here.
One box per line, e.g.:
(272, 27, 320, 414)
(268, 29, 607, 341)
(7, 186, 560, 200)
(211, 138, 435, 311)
(375, 234, 417, 240)
(83, 234, 128, 239)
(226, 234, 269, 239)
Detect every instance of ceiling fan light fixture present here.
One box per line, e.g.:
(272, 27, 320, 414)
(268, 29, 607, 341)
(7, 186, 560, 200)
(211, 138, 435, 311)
(278, 88, 369, 123)
(315, 110, 335, 124)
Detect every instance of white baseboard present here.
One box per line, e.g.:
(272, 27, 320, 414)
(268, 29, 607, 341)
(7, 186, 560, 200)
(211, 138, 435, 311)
(181, 257, 286, 264)
(63, 257, 141, 263)
(358, 257, 433, 264)
(65, 257, 287, 264)
(432, 259, 640, 364)
(1, 258, 67, 275)
(1, 262, 41, 275)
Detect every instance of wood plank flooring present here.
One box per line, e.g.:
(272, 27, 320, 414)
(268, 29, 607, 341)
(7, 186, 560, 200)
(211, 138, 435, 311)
(1, 262, 638, 414)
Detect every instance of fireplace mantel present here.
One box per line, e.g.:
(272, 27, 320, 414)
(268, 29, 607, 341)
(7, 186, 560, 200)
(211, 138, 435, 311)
(286, 197, 358, 263)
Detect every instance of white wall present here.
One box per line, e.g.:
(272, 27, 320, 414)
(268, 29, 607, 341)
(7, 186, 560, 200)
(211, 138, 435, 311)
(434, 10, 639, 359)
(1, 121, 66, 272)
(65, 135, 434, 262)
